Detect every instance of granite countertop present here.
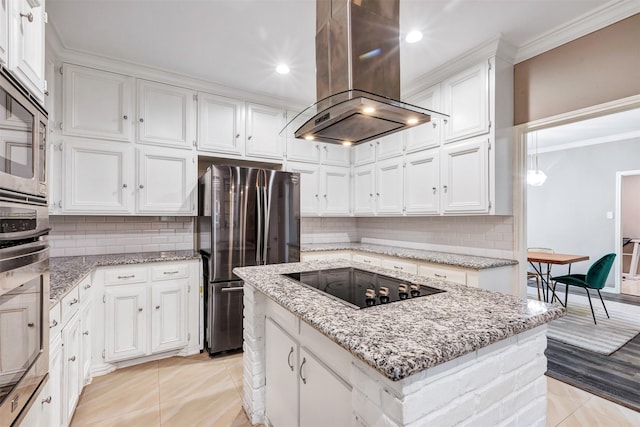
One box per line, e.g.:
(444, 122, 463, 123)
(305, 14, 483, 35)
(234, 260, 564, 382)
(49, 250, 201, 304)
(301, 242, 518, 270)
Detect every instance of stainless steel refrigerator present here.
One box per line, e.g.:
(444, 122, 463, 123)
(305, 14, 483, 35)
(197, 165, 300, 354)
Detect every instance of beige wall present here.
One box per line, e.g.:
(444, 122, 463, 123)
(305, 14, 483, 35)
(514, 13, 640, 125)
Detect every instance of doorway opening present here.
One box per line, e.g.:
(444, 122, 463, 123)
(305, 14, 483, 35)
(617, 171, 640, 297)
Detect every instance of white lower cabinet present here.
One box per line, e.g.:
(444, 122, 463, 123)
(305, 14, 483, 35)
(265, 318, 351, 427)
(80, 300, 93, 385)
(61, 313, 82, 426)
(105, 285, 148, 362)
(47, 340, 63, 427)
(151, 281, 188, 354)
(18, 380, 51, 427)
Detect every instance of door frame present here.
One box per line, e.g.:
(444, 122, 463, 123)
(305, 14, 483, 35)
(615, 170, 640, 293)
(513, 94, 640, 298)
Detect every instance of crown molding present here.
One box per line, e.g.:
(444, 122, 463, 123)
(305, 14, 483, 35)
(44, 27, 305, 111)
(515, 0, 640, 63)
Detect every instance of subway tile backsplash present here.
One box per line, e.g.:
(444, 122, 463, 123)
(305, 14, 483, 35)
(49, 216, 194, 257)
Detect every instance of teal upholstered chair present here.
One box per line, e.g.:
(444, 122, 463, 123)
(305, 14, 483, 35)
(552, 253, 616, 324)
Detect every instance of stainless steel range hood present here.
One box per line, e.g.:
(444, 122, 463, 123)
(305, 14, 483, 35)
(284, 0, 448, 146)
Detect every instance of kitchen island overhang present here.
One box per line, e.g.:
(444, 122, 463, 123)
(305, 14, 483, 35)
(236, 260, 564, 426)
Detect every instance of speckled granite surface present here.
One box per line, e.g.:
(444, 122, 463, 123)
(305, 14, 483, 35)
(234, 260, 564, 381)
(50, 251, 200, 304)
(301, 242, 518, 269)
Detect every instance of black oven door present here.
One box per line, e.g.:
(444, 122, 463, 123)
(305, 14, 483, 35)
(0, 215, 49, 426)
(0, 69, 48, 200)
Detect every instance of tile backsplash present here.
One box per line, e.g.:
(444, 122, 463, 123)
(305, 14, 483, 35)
(300, 218, 358, 244)
(49, 216, 194, 257)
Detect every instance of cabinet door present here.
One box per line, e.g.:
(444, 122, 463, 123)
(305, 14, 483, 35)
(265, 318, 298, 427)
(245, 103, 285, 160)
(299, 347, 352, 427)
(19, 382, 46, 427)
(353, 164, 375, 215)
(105, 286, 148, 362)
(197, 92, 244, 155)
(137, 80, 195, 149)
(404, 149, 439, 214)
(442, 62, 489, 143)
(286, 162, 319, 216)
(441, 137, 489, 213)
(80, 301, 93, 386)
(0, 0, 8, 65)
(405, 85, 441, 153)
(151, 281, 188, 354)
(47, 343, 63, 427)
(8, 0, 45, 101)
(321, 143, 350, 166)
(62, 316, 82, 427)
(62, 64, 134, 142)
(353, 141, 376, 166)
(62, 140, 134, 214)
(136, 147, 196, 214)
(376, 133, 404, 160)
(287, 139, 320, 163)
(320, 166, 350, 216)
(375, 157, 403, 214)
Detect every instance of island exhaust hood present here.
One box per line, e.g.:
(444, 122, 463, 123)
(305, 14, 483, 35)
(284, 0, 448, 146)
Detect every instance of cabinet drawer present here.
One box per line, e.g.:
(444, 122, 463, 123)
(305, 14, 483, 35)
(78, 274, 93, 303)
(49, 303, 62, 342)
(61, 287, 80, 326)
(104, 267, 148, 286)
(418, 265, 466, 285)
(151, 263, 189, 281)
(301, 253, 327, 262)
(352, 253, 381, 267)
(381, 258, 418, 275)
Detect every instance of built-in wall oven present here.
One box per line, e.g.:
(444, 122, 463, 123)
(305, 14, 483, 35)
(0, 66, 48, 202)
(0, 65, 49, 426)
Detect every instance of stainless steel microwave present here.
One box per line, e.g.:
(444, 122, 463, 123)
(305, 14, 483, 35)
(0, 67, 48, 201)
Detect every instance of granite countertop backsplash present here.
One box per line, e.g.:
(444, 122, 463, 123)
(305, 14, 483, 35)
(301, 242, 518, 269)
(49, 250, 200, 305)
(234, 260, 564, 381)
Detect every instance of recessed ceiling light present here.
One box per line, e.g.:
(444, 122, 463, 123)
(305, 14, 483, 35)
(276, 64, 290, 74)
(363, 107, 375, 114)
(304, 135, 315, 141)
(405, 30, 423, 44)
(407, 118, 419, 125)
(342, 141, 352, 146)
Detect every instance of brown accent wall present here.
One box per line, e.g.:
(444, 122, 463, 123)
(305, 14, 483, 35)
(514, 13, 640, 125)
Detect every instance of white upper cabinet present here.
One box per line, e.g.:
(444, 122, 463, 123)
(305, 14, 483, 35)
(137, 79, 195, 149)
(353, 164, 375, 215)
(197, 92, 244, 156)
(320, 165, 350, 215)
(62, 64, 134, 142)
(441, 136, 489, 213)
(442, 61, 490, 143)
(0, 0, 8, 65)
(375, 132, 404, 160)
(8, 0, 46, 101)
(404, 149, 439, 214)
(353, 141, 376, 166)
(287, 139, 320, 163)
(136, 147, 196, 215)
(405, 84, 441, 153)
(375, 157, 403, 214)
(321, 143, 350, 167)
(245, 102, 285, 160)
(62, 139, 134, 214)
(286, 162, 320, 216)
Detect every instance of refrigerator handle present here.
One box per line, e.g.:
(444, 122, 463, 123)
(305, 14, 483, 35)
(262, 171, 273, 265)
(256, 172, 262, 265)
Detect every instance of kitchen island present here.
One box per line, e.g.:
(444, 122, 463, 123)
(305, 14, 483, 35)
(235, 260, 564, 427)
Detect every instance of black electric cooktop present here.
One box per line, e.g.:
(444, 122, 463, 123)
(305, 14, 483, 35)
(283, 267, 445, 309)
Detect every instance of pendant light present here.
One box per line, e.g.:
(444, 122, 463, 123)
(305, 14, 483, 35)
(527, 131, 547, 186)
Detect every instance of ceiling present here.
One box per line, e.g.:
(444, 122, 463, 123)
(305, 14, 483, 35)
(47, 0, 614, 106)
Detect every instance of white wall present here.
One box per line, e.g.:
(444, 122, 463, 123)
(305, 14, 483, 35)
(527, 138, 640, 286)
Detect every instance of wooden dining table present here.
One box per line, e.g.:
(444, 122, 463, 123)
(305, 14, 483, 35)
(527, 252, 590, 304)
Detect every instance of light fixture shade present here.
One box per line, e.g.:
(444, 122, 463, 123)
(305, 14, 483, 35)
(527, 169, 547, 186)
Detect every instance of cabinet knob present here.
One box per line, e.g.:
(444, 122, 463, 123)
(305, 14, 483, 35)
(248, 135, 252, 140)
(49, 320, 58, 328)
(156, 305, 160, 310)
(41, 396, 52, 405)
(20, 12, 34, 22)
(69, 298, 78, 306)
(323, 146, 328, 151)
(432, 122, 437, 128)
(432, 187, 437, 193)
(443, 185, 448, 193)
(69, 356, 76, 362)
(122, 184, 128, 189)
(123, 115, 128, 120)
(139, 184, 145, 189)
(139, 118, 144, 123)
(83, 331, 89, 336)
(138, 308, 143, 312)
(27, 322, 35, 328)
(236, 133, 240, 138)
(369, 193, 373, 197)
(323, 194, 327, 198)
(376, 193, 380, 196)
(315, 194, 318, 198)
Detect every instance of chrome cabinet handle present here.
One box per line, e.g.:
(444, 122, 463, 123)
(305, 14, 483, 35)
(376, 192, 380, 197)
(83, 331, 89, 336)
(27, 322, 35, 327)
(434, 273, 447, 278)
(69, 356, 76, 362)
(84, 284, 92, 290)
(20, 12, 33, 22)
(41, 396, 52, 404)
(369, 193, 373, 197)
(315, 194, 318, 198)
(299, 357, 307, 384)
(363, 259, 371, 264)
(287, 347, 294, 372)
(236, 133, 240, 138)
(117, 275, 135, 279)
(247, 135, 252, 140)
(432, 187, 437, 193)
(163, 271, 179, 275)
(138, 308, 143, 312)
(139, 184, 145, 189)
(443, 185, 448, 193)
(49, 320, 58, 328)
(323, 194, 327, 198)
(393, 265, 403, 270)
(155, 305, 160, 310)
(123, 115, 128, 120)
(69, 298, 78, 306)
(122, 184, 128, 188)
(139, 118, 144, 123)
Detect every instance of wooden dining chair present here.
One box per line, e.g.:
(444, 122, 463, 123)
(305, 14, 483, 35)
(551, 253, 616, 324)
(527, 247, 554, 301)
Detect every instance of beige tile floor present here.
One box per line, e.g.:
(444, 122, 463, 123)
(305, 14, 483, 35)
(621, 278, 640, 297)
(71, 353, 640, 426)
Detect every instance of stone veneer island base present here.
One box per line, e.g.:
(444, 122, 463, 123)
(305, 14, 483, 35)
(235, 260, 563, 427)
